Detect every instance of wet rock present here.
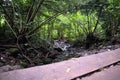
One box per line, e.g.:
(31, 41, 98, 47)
(53, 40, 70, 51)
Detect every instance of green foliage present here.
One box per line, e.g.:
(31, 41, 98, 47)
(0, 0, 120, 66)
(0, 15, 5, 27)
(0, 0, 120, 46)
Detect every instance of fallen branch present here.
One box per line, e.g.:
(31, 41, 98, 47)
(0, 45, 17, 48)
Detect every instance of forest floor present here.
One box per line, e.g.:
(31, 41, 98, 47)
(0, 42, 120, 72)
(54, 43, 120, 62)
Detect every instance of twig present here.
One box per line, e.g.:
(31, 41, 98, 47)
(27, 0, 45, 23)
(16, 37, 32, 64)
(0, 45, 17, 48)
(28, 13, 60, 35)
(3, 16, 17, 38)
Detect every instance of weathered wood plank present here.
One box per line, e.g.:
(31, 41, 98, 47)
(0, 48, 120, 80)
(82, 65, 120, 80)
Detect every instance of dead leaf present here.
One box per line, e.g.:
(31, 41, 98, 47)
(66, 68, 71, 73)
(71, 58, 78, 61)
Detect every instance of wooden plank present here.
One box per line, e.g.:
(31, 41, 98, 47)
(0, 48, 120, 80)
(82, 65, 120, 80)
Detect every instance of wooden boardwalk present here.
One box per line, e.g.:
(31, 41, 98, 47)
(82, 65, 120, 80)
(0, 48, 120, 80)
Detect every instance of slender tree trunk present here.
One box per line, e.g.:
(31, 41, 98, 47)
(93, 6, 103, 33)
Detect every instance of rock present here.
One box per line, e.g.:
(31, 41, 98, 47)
(0, 65, 22, 73)
(76, 78, 81, 80)
(107, 46, 112, 49)
(53, 40, 70, 51)
(107, 49, 111, 51)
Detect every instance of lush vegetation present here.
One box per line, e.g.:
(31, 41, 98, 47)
(0, 0, 120, 67)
